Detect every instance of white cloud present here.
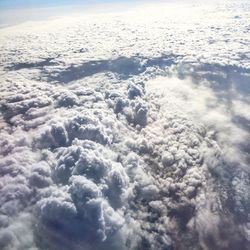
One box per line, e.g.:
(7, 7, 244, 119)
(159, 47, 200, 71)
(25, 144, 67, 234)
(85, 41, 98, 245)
(0, 0, 249, 249)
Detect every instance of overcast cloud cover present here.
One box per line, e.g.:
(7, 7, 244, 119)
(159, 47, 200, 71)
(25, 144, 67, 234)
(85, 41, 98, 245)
(0, 0, 250, 249)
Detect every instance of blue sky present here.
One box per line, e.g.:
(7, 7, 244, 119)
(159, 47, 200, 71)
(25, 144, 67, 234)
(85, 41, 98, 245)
(0, 0, 138, 27)
(0, 0, 125, 10)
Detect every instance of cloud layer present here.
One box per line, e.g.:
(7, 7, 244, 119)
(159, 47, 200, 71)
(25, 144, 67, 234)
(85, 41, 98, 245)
(0, 1, 250, 249)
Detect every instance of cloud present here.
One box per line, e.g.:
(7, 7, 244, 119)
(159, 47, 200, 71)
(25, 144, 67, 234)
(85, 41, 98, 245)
(0, 1, 250, 249)
(0, 213, 37, 250)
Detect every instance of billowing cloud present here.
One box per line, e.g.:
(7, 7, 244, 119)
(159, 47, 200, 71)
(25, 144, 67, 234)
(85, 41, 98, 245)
(0, 0, 250, 250)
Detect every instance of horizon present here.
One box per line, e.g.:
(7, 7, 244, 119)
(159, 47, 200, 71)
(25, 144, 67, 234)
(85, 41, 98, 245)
(0, 0, 142, 28)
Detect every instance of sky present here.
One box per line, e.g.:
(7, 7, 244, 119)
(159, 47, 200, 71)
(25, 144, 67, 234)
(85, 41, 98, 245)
(0, 0, 128, 9)
(0, 0, 138, 27)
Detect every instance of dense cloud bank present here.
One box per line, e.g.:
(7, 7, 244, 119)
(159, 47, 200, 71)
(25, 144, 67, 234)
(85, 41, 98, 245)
(0, 1, 250, 249)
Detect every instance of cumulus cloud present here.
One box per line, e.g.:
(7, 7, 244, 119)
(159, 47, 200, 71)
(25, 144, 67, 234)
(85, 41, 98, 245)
(0, 1, 250, 250)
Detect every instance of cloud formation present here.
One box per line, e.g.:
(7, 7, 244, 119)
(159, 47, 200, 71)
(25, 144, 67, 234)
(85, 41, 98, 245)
(0, 1, 250, 249)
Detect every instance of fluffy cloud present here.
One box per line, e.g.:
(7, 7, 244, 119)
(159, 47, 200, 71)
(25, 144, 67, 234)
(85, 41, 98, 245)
(0, 1, 250, 249)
